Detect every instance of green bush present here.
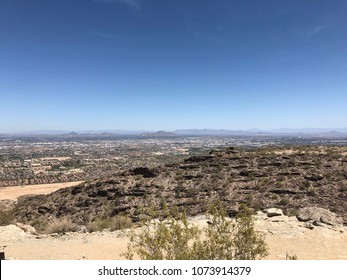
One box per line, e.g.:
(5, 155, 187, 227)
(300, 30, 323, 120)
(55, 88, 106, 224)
(124, 205, 268, 260)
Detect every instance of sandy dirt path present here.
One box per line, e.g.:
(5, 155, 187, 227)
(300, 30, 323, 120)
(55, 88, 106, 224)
(0, 181, 84, 201)
(1, 216, 346, 260)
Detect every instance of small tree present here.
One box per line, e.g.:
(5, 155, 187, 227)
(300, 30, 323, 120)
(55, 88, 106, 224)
(124, 204, 268, 260)
(233, 206, 269, 260)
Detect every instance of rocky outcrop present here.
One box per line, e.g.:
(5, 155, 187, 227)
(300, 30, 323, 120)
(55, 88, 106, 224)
(297, 207, 343, 227)
(15, 223, 36, 235)
(131, 167, 157, 178)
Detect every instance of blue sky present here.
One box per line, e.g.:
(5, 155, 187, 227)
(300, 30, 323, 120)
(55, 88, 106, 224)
(0, 0, 346, 132)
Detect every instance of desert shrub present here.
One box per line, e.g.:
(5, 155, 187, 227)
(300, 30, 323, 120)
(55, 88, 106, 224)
(0, 209, 15, 226)
(29, 218, 49, 233)
(232, 206, 269, 260)
(88, 215, 132, 232)
(278, 175, 285, 182)
(307, 187, 316, 196)
(45, 217, 77, 234)
(124, 205, 268, 260)
(287, 208, 299, 217)
(110, 215, 133, 231)
(279, 198, 289, 206)
(286, 252, 298, 260)
(303, 180, 311, 188)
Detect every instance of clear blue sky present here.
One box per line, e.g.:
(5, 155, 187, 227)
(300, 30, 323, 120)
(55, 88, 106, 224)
(1, 0, 346, 132)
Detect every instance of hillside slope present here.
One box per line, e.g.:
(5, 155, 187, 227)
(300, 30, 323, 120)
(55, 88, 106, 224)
(13, 146, 347, 228)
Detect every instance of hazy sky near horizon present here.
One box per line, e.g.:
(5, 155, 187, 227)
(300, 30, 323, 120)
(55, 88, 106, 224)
(0, 0, 346, 132)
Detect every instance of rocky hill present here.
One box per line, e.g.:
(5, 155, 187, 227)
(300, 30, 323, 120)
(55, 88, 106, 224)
(139, 130, 176, 137)
(12, 146, 347, 229)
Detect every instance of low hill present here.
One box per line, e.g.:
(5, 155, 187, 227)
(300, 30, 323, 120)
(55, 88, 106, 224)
(12, 146, 347, 229)
(140, 130, 176, 137)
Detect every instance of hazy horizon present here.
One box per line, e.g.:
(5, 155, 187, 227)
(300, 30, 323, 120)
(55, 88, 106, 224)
(2, 127, 347, 135)
(1, 0, 346, 132)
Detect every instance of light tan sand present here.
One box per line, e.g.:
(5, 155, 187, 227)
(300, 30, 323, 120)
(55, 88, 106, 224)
(0, 181, 83, 201)
(1, 216, 346, 260)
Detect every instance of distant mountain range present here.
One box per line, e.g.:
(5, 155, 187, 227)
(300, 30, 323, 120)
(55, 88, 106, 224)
(140, 131, 176, 137)
(174, 128, 347, 136)
(1, 128, 347, 137)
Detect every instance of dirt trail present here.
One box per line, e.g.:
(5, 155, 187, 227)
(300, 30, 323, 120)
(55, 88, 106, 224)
(1, 215, 346, 260)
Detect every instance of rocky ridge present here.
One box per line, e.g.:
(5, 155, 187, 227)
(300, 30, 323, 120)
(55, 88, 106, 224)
(10, 146, 347, 228)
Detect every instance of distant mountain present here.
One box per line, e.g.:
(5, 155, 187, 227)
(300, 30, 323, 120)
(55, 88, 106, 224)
(140, 130, 176, 137)
(174, 129, 254, 136)
(67, 131, 79, 136)
(79, 130, 148, 135)
(4, 128, 347, 137)
(174, 128, 347, 136)
(268, 128, 347, 134)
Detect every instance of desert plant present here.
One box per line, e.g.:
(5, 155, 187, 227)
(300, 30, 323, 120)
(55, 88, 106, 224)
(0, 209, 15, 226)
(279, 198, 289, 206)
(124, 204, 268, 260)
(232, 206, 268, 260)
(87, 215, 132, 232)
(307, 187, 316, 196)
(286, 252, 298, 260)
(45, 217, 77, 234)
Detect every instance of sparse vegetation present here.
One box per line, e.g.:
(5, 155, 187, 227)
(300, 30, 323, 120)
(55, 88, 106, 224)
(124, 205, 268, 260)
(45, 217, 77, 234)
(286, 252, 298, 260)
(0, 209, 15, 226)
(7, 145, 347, 231)
(87, 215, 133, 232)
(279, 198, 289, 206)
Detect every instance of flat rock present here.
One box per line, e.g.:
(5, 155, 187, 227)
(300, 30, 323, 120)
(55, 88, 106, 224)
(297, 207, 343, 227)
(268, 216, 289, 223)
(264, 208, 283, 217)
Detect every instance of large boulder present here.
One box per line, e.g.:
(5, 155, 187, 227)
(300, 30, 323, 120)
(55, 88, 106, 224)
(297, 207, 343, 227)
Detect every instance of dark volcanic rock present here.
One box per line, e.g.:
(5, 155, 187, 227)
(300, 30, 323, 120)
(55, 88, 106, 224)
(184, 155, 214, 163)
(304, 174, 324, 181)
(132, 167, 157, 178)
(270, 189, 297, 195)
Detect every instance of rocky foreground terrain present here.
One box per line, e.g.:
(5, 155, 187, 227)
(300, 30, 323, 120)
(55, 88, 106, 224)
(0, 208, 346, 260)
(8, 145, 347, 229)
